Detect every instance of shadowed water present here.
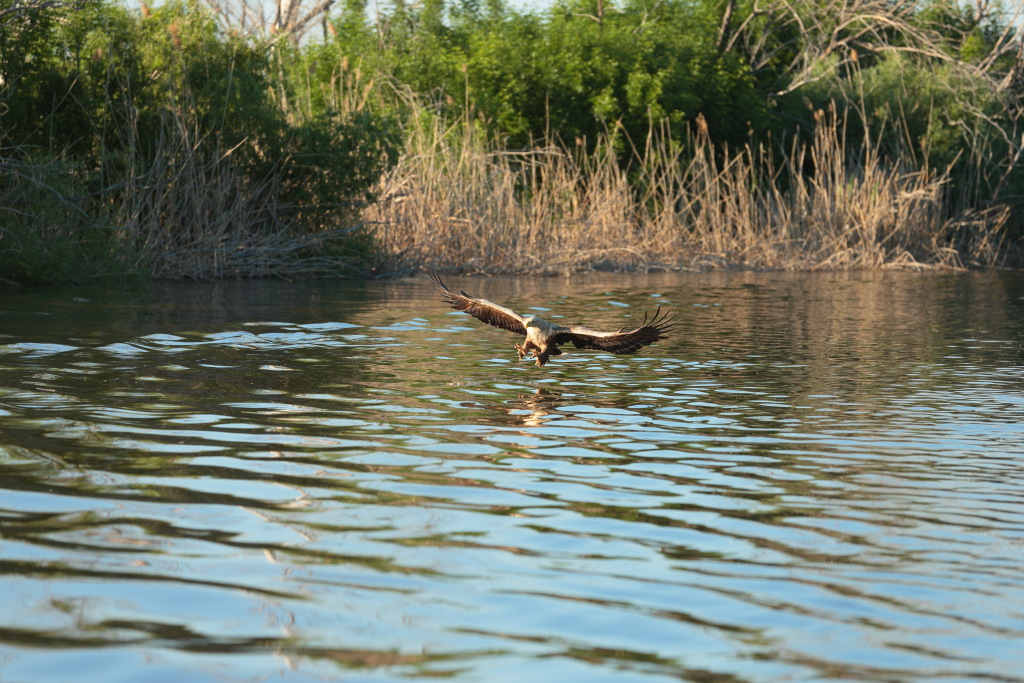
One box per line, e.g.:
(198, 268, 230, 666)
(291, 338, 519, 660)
(1, 272, 1023, 683)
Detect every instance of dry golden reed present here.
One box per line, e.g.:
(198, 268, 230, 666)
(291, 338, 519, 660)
(366, 105, 1009, 275)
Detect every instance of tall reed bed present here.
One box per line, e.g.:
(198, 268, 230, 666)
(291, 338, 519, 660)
(367, 106, 1010, 275)
(111, 108, 372, 280)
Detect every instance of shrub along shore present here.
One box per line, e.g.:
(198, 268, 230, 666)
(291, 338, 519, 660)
(1, 0, 1022, 285)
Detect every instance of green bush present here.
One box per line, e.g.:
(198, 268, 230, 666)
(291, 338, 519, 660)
(0, 155, 130, 285)
(0, 0, 399, 285)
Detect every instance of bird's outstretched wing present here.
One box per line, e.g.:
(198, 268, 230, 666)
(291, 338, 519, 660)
(550, 306, 675, 354)
(429, 273, 528, 335)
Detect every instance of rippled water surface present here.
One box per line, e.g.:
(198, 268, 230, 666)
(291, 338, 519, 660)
(2, 272, 1024, 682)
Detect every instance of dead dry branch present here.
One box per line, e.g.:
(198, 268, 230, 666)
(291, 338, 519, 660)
(728, 0, 1023, 98)
(201, 0, 335, 41)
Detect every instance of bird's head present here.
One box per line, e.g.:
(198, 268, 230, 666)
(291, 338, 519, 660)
(524, 316, 536, 329)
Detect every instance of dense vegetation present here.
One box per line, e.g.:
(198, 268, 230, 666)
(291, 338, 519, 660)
(0, 0, 400, 283)
(1, 0, 1021, 284)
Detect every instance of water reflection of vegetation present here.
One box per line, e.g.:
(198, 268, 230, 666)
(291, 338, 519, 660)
(2, 274, 1023, 682)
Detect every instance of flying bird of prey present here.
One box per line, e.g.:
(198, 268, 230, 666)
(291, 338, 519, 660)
(430, 273, 674, 367)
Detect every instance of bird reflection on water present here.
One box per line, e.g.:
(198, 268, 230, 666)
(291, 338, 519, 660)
(510, 387, 561, 427)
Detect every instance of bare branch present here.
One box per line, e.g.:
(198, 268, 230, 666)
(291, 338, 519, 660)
(716, 0, 735, 52)
(288, 0, 336, 38)
(202, 0, 336, 41)
(728, 0, 975, 97)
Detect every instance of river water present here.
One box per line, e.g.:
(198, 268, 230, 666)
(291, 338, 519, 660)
(1, 271, 1023, 683)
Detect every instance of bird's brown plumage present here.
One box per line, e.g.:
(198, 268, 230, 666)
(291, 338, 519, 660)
(429, 272, 527, 334)
(430, 273, 674, 366)
(550, 307, 675, 354)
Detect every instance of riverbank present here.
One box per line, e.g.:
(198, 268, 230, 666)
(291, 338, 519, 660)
(6, 106, 1016, 288)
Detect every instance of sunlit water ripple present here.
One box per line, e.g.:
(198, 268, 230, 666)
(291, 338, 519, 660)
(1, 272, 1023, 682)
